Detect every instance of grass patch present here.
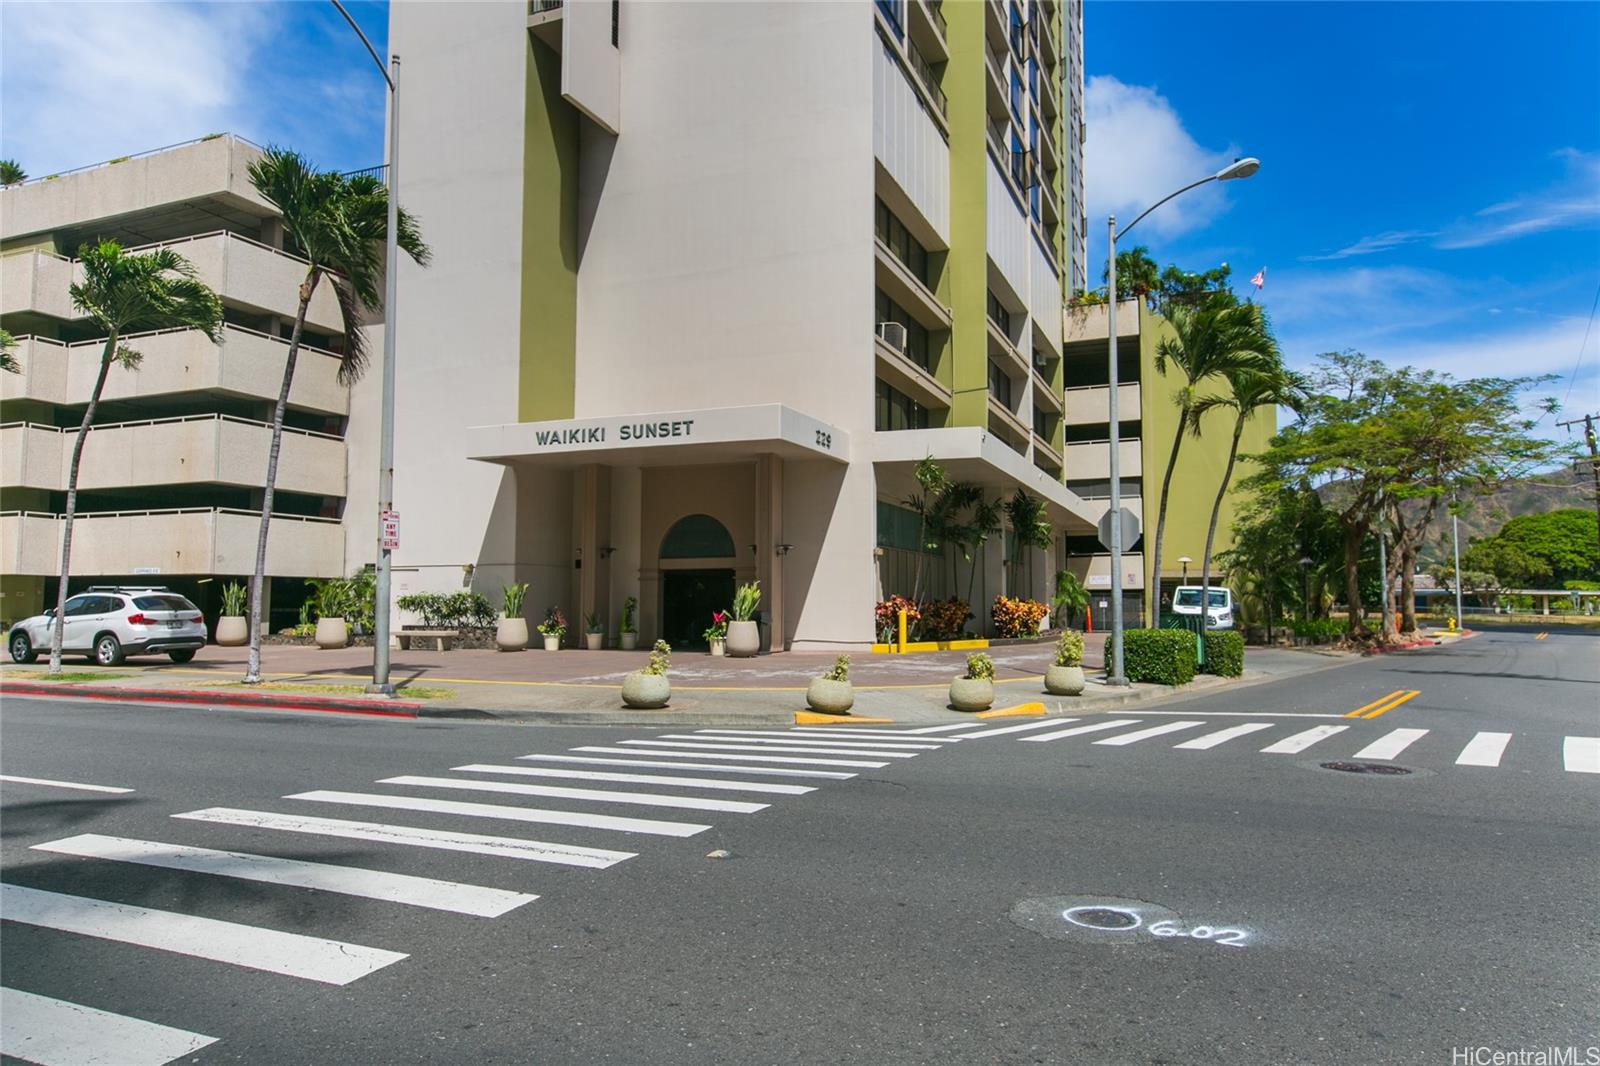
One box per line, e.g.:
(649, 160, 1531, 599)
(0, 670, 131, 683)
(208, 681, 455, 700)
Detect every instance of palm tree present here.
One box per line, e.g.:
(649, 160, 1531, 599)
(1191, 358, 1305, 635)
(1004, 489, 1053, 596)
(1052, 568, 1089, 629)
(1146, 298, 1278, 623)
(242, 149, 430, 683)
(0, 159, 26, 186)
(47, 241, 223, 674)
(1105, 245, 1160, 305)
(0, 328, 19, 374)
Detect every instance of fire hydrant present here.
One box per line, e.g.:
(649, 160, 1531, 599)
(1447, 616, 1457, 632)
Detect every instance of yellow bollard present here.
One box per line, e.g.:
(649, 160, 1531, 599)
(1447, 616, 1456, 632)
(897, 609, 908, 654)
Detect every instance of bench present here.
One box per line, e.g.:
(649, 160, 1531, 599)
(396, 629, 459, 651)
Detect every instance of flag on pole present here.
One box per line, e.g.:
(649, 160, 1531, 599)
(1250, 268, 1266, 290)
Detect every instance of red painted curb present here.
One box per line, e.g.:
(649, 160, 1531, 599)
(0, 681, 422, 718)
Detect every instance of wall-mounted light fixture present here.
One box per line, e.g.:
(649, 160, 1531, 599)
(776, 544, 794, 557)
(462, 563, 475, 577)
(599, 545, 616, 559)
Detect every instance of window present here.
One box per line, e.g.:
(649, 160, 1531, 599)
(1033, 408, 1053, 437)
(134, 595, 198, 612)
(876, 288, 933, 371)
(1064, 420, 1139, 443)
(876, 379, 931, 431)
(63, 595, 95, 617)
(874, 198, 931, 288)
(877, 500, 937, 552)
(988, 361, 1013, 407)
(986, 290, 1012, 335)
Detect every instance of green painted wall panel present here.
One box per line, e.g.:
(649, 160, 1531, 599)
(518, 36, 579, 422)
(945, 0, 989, 429)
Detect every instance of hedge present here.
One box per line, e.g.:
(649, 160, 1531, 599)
(1123, 628, 1197, 686)
(1201, 630, 1244, 677)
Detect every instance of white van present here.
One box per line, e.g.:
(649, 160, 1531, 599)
(1171, 586, 1234, 630)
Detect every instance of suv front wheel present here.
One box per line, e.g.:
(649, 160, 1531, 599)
(9, 631, 35, 664)
(94, 633, 125, 666)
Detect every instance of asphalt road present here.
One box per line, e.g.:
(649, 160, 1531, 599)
(1, 628, 1596, 1065)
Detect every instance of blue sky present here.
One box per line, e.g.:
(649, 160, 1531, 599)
(1084, 1, 1600, 423)
(3, 1, 1597, 423)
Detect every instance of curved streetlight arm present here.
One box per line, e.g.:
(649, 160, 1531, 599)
(330, 0, 393, 89)
(1114, 174, 1215, 243)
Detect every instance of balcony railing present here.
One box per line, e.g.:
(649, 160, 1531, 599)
(529, 0, 564, 13)
(341, 164, 388, 185)
(907, 40, 947, 118)
(926, 0, 947, 37)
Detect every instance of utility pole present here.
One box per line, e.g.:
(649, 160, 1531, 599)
(1555, 413, 1599, 551)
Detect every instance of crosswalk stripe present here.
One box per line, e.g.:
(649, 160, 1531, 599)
(1094, 721, 1207, 746)
(615, 740, 918, 759)
(454, 764, 817, 795)
(0, 774, 133, 795)
(948, 719, 1075, 740)
(173, 808, 633, 868)
(782, 729, 962, 742)
(1260, 725, 1349, 754)
(1, 987, 218, 1066)
(0, 883, 406, 986)
(378, 775, 769, 814)
(571, 746, 888, 768)
(30, 834, 537, 918)
(1455, 732, 1513, 767)
(286, 790, 711, 837)
(902, 723, 979, 734)
(1173, 723, 1276, 750)
(519, 753, 857, 779)
(1019, 719, 1142, 743)
(1352, 728, 1430, 761)
(688, 731, 943, 749)
(1562, 736, 1600, 774)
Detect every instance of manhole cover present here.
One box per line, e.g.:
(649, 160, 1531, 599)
(1321, 761, 1414, 776)
(1062, 906, 1141, 930)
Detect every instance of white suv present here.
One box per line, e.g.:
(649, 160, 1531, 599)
(8, 587, 207, 666)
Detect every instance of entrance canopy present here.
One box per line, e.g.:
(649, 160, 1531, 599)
(467, 403, 849, 468)
(873, 427, 1098, 535)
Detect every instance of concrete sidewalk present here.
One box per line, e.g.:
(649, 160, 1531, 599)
(0, 637, 1360, 726)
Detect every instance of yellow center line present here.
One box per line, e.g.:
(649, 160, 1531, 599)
(1345, 690, 1406, 718)
(1363, 690, 1421, 718)
(1535, 632, 1548, 640)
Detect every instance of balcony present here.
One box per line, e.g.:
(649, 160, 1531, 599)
(985, 41, 1010, 122)
(1032, 370, 1063, 413)
(1063, 438, 1143, 480)
(987, 318, 1029, 381)
(0, 415, 346, 497)
(0, 508, 344, 578)
(1032, 432, 1063, 473)
(987, 394, 1031, 454)
(875, 333, 951, 415)
(1035, 8, 1060, 70)
(1064, 383, 1141, 424)
(875, 240, 950, 331)
(908, 0, 948, 62)
(906, 39, 947, 119)
(0, 249, 77, 321)
(1, 327, 349, 416)
(128, 232, 345, 334)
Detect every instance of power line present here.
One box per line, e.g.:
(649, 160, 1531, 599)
(1564, 278, 1600, 406)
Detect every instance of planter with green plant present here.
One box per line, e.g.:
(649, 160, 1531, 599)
(312, 579, 352, 649)
(1044, 629, 1086, 695)
(621, 639, 672, 708)
(216, 581, 248, 646)
(806, 654, 854, 714)
(726, 581, 761, 657)
(496, 583, 529, 651)
(950, 652, 995, 712)
(584, 611, 604, 651)
(703, 610, 729, 656)
(619, 595, 638, 650)
(537, 606, 567, 651)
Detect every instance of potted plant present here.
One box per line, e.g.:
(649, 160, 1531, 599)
(703, 610, 729, 656)
(536, 606, 567, 651)
(806, 654, 854, 714)
(949, 651, 995, 712)
(621, 639, 672, 709)
(216, 581, 248, 647)
(726, 581, 761, 657)
(496, 583, 529, 652)
(584, 611, 604, 650)
(312, 579, 351, 649)
(1044, 629, 1086, 696)
(619, 595, 638, 650)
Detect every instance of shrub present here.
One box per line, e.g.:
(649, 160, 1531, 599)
(502, 583, 528, 618)
(1123, 628, 1197, 686)
(920, 597, 972, 640)
(1053, 629, 1084, 667)
(731, 581, 761, 622)
(643, 639, 671, 676)
(397, 591, 494, 630)
(311, 578, 353, 623)
(823, 654, 850, 682)
(220, 581, 246, 616)
(992, 595, 1049, 638)
(620, 595, 638, 633)
(965, 652, 995, 681)
(1288, 617, 1344, 644)
(875, 596, 920, 641)
(1201, 630, 1244, 677)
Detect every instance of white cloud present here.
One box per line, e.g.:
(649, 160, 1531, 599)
(1300, 229, 1437, 261)
(1083, 75, 1236, 243)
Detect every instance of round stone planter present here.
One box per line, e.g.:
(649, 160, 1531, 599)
(709, 639, 726, 657)
(542, 634, 561, 651)
(805, 678, 854, 715)
(314, 617, 349, 650)
(725, 620, 759, 657)
(621, 671, 671, 709)
(495, 617, 528, 652)
(948, 676, 994, 712)
(215, 616, 247, 647)
(1044, 664, 1085, 696)
(619, 631, 638, 651)
(585, 633, 603, 651)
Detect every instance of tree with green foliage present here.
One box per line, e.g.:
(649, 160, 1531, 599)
(242, 148, 430, 683)
(1052, 569, 1090, 628)
(1004, 489, 1053, 595)
(47, 242, 223, 675)
(0, 327, 19, 374)
(0, 159, 25, 186)
(1157, 261, 1233, 309)
(1104, 245, 1160, 304)
(1463, 509, 1599, 588)
(1146, 297, 1278, 623)
(902, 455, 951, 605)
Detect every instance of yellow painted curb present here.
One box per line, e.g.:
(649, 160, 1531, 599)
(794, 711, 896, 725)
(975, 701, 1047, 719)
(870, 639, 991, 654)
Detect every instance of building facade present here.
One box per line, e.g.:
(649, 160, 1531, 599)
(0, 135, 375, 629)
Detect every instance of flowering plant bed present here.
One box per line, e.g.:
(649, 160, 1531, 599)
(992, 596, 1049, 638)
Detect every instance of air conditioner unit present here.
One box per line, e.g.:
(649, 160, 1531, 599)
(877, 321, 908, 352)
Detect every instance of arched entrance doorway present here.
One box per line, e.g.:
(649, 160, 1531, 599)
(659, 513, 737, 650)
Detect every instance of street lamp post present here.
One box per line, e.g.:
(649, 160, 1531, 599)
(329, 0, 402, 695)
(1103, 157, 1259, 685)
(1451, 506, 1464, 628)
(1298, 555, 1314, 623)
